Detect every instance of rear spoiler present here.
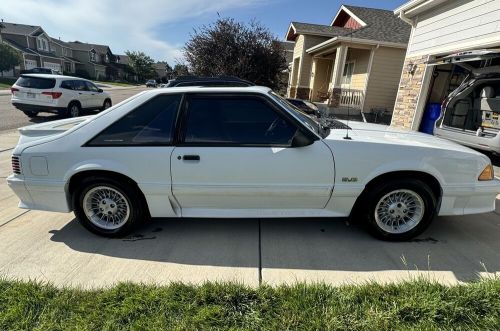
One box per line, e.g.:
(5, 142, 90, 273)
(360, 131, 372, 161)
(426, 49, 500, 66)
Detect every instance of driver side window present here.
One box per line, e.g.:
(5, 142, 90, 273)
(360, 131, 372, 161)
(183, 96, 297, 146)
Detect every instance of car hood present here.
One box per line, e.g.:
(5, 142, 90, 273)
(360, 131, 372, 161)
(326, 120, 485, 156)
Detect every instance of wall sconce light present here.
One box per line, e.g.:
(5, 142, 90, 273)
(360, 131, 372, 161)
(407, 62, 417, 75)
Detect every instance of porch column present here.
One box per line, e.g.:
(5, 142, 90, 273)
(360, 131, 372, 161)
(308, 57, 318, 101)
(329, 45, 348, 107)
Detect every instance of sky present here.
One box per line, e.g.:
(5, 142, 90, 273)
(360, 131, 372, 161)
(0, 0, 407, 64)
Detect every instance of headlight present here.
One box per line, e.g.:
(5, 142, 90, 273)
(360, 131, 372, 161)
(478, 164, 494, 181)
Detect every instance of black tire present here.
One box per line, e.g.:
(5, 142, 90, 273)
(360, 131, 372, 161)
(100, 99, 112, 111)
(73, 176, 145, 237)
(67, 102, 81, 118)
(361, 179, 437, 241)
(23, 111, 38, 118)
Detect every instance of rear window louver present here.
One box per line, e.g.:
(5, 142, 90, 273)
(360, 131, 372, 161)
(12, 155, 21, 174)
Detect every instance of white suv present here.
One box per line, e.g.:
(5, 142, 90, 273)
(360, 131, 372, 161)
(11, 74, 112, 118)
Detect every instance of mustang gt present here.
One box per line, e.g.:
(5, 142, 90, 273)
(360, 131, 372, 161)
(7, 86, 500, 241)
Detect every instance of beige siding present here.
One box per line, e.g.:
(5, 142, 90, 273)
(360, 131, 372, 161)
(363, 47, 406, 113)
(346, 48, 370, 90)
(409, 0, 500, 56)
(293, 35, 330, 87)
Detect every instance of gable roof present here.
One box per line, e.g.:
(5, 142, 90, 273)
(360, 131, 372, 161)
(285, 5, 411, 45)
(66, 41, 112, 54)
(286, 22, 353, 41)
(0, 22, 41, 35)
(50, 37, 72, 48)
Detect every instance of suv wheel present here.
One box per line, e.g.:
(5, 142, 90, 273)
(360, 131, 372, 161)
(361, 179, 437, 241)
(67, 102, 81, 118)
(73, 176, 145, 237)
(101, 99, 112, 111)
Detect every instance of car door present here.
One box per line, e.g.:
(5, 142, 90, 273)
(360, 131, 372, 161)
(85, 81, 103, 108)
(170, 93, 335, 217)
(72, 80, 92, 108)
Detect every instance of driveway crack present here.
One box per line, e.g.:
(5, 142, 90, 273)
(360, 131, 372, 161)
(0, 210, 30, 228)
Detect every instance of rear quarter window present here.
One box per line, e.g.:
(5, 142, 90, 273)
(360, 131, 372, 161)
(15, 76, 56, 89)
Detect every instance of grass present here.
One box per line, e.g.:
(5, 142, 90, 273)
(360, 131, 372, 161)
(0, 77, 16, 89)
(94, 81, 139, 87)
(0, 279, 498, 330)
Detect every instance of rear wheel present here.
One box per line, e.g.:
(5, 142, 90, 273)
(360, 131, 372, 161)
(73, 176, 145, 237)
(361, 179, 437, 241)
(23, 111, 38, 118)
(67, 102, 81, 118)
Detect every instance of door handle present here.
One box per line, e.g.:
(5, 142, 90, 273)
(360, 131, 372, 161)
(182, 155, 200, 161)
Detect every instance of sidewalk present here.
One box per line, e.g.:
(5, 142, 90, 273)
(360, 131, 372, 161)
(0, 129, 499, 288)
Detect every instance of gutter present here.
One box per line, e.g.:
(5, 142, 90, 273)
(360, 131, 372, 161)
(306, 36, 407, 54)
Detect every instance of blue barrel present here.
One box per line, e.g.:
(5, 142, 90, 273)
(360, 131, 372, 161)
(419, 103, 441, 134)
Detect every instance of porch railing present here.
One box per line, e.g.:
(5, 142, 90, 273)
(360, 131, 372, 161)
(339, 89, 364, 109)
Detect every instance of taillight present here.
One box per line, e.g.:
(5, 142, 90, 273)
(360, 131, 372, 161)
(42, 92, 62, 99)
(11, 155, 21, 174)
(10, 87, 19, 94)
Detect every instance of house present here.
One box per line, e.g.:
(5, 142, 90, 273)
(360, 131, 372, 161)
(391, 0, 500, 130)
(49, 37, 80, 74)
(285, 5, 411, 115)
(278, 41, 294, 92)
(115, 54, 137, 82)
(153, 61, 168, 81)
(66, 41, 115, 80)
(0, 22, 66, 75)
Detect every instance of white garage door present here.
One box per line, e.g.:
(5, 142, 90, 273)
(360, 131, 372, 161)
(43, 62, 61, 73)
(25, 59, 37, 70)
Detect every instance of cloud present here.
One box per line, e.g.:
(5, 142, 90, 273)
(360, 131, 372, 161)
(0, 0, 265, 63)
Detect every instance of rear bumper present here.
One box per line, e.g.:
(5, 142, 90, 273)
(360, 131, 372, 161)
(439, 180, 500, 216)
(7, 175, 71, 213)
(12, 102, 66, 114)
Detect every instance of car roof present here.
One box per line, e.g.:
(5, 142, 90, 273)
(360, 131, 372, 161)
(149, 85, 272, 95)
(20, 73, 88, 80)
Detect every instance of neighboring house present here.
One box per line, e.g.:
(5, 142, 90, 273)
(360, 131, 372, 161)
(115, 54, 137, 82)
(49, 37, 80, 74)
(66, 41, 115, 80)
(153, 61, 168, 80)
(0, 22, 66, 75)
(391, 0, 500, 130)
(285, 5, 411, 115)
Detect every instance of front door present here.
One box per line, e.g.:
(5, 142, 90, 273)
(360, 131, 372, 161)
(170, 94, 335, 217)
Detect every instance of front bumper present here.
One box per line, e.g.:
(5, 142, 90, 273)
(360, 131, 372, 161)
(7, 175, 71, 213)
(439, 179, 500, 216)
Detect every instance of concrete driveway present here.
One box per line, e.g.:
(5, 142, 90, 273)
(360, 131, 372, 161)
(0, 131, 499, 288)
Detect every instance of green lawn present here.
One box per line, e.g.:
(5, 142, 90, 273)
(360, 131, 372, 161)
(0, 279, 498, 330)
(0, 77, 16, 89)
(94, 81, 139, 87)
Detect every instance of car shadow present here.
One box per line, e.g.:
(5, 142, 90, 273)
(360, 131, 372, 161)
(49, 212, 500, 282)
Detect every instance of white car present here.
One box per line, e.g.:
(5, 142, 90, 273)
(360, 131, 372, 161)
(7, 86, 500, 241)
(11, 74, 112, 118)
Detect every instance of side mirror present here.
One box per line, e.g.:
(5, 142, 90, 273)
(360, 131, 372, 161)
(98, 88, 103, 93)
(291, 130, 314, 148)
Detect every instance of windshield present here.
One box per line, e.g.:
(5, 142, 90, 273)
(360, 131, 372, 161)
(269, 91, 330, 137)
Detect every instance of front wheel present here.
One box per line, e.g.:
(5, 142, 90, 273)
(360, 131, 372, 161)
(101, 99, 112, 111)
(362, 179, 437, 241)
(73, 177, 145, 237)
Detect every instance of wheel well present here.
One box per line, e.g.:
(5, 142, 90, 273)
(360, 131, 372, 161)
(351, 171, 442, 217)
(104, 98, 111, 104)
(68, 100, 81, 109)
(67, 170, 150, 216)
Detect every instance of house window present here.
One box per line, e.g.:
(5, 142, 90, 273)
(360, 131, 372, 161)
(65, 62, 71, 72)
(105, 54, 109, 63)
(90, 51, 96, 62)
(342, 61, 355, 85)
(37, 37, 50, 52)
(63, 48, 67, 56)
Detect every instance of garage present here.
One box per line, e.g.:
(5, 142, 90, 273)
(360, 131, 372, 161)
(391, 0, 500, 134)
(43, 61, 61, 73)
(25, 59, 37, 70)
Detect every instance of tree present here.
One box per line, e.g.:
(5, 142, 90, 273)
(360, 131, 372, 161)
(172, 63, 189, 77)
(0, 43, 21, 75)
(184, 18, 287, 89)
(124, 51, 156, 82)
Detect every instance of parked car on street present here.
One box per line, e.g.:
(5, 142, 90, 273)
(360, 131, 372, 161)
(286, 98, 321, 117)
(163, 76, 254, 87)
(11, 74, 112, 118)
(7, 86, 499, 241)
(146, 79, 157, 88)
(20, 67, 61, 75)
(432, 49, 500, 153)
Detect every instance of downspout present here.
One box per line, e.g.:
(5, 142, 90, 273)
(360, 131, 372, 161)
(398, 11, 415, 27)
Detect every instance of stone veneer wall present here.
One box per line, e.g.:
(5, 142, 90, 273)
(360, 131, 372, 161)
(391, 55, 428, 129)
